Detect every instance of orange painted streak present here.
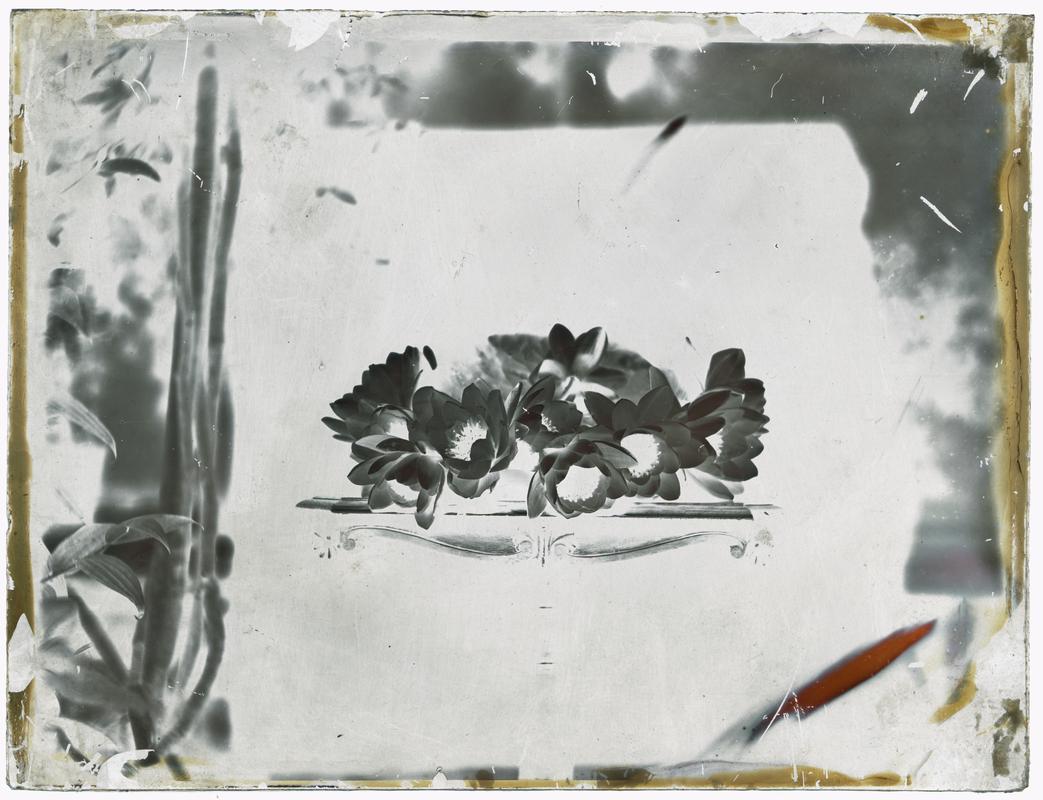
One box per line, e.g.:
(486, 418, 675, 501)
(755, 620, 936, 736)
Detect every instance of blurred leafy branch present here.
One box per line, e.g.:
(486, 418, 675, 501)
(38, 44, 241, 781)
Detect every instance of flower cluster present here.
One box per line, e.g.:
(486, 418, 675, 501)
(323, 325, 768, 528)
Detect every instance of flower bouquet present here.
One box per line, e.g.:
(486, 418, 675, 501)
(311, 324, 769, 531)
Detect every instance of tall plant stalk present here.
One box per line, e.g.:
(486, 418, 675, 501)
(122, 61, 239, 774)
(30, 44, 242, 784)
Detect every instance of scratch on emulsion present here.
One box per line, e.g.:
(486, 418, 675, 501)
(909, 89, 928, 114)
(892, 15, 926, 41)
(769, 73, 784, 99)
(920, 196, 962, 233)
(963, 69, 985, 101)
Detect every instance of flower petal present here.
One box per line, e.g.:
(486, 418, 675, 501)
(637, 384, 680, 423)
(611, 399, 639, 431)
(688, 469, 736, 500)
(417, 457, 444, 492)
(547, 323, 576, 364)
(584, 392, 615, 428)
(572, 327, 607, 374)
(461, 383, 485, 412)
(414, 472, 445, 529)
(322, 416, 351, 436)
(348, 458, 382, 485)
(705, 348, 746, 389)
(527, 472, 548, 518)
(592, 440, 637, 469)
(367, 482, 395, 510)
(657, 471, 681, 501)
(686, 388, 734, 421)
(586, 366, 629, 389)
(535, 358, 568, 380)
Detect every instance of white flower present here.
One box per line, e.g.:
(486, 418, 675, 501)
(619, 433, 662, 479)
(555, 466, 603, 504)
(448, 418, 489, 460)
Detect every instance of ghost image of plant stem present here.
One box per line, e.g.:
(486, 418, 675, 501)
(38, 48, 240, 781)
(323, 324, 769, 529)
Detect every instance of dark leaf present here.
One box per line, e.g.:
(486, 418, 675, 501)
(422, 345, 437, 370)
(90, 42, 133, 78)
(80, 78, 132, 113)
(97, 158, 161, 182)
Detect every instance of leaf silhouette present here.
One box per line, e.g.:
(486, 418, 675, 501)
(47, 514, 195, 578)
(67, 588, 128, 684)
(315, 186, 356, 205)
(45, 660, 132, 711)
(97, 158, 161, 182)
(47, 212, 70, 247)
(77, 554, 145, 616)
(106, 514, 192, 551)
(81, 78, 133, 113)
(90, 42, 134, 79)
(48, 286, 87, 337)
(47, 393, 117, 458)
(54, 693, 128, 746)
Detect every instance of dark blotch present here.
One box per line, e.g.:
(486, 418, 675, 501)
(962, 46, 1003, 81)
(326, 99, 352, 126)
(316, 186, 356, 205)
(215, 534, 234, 579)
(655, 114, 687, 143)
(202, 698, 232, 751)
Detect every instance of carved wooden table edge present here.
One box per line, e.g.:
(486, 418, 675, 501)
(298, 497, 776, 564)
(298, 497, 774, 519)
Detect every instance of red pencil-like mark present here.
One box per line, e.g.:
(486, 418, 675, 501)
(751, 619, 937, 740)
